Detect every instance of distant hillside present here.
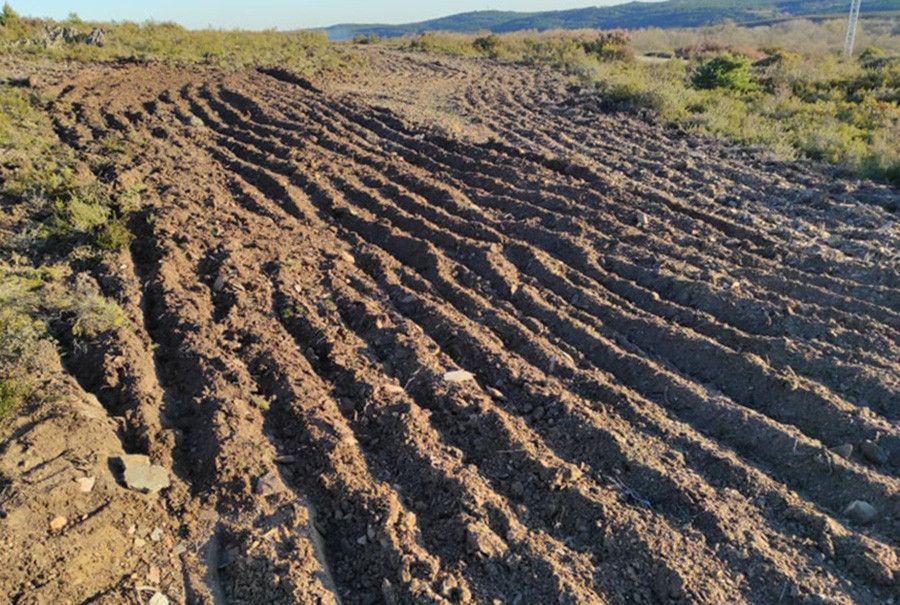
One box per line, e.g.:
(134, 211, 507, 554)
(323, 0, 900, 40)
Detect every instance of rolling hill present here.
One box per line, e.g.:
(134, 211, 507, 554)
(322, 0, 900, 40)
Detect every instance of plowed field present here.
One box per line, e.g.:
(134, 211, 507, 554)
(2, 49, 897, 604)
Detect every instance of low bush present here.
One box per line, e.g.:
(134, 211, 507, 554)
(692, 54, 757, 92)
(352, 33, 380, 45)
(581, 30, 632, 61)
(93, 217, 133, 251)
(0, 85, 131, 427)
(0, 378, 28, 423)
(473, 34, 501, 58)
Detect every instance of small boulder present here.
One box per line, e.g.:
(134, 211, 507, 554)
(860, 440, 887, 466)
(844, 500, 877, 525)
(831, 444, 853, 460)
(85, 28, 105, 47)
(121, 455, 170, 494)
(49, 515, 68, 531)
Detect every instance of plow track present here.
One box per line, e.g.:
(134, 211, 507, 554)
(33, 51, 898, 604)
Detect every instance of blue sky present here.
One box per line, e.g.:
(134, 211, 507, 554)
(12, 1, 633, 30)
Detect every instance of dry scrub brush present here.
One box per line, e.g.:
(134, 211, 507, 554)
(396, 20, 899, 185)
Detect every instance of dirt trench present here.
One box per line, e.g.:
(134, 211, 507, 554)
(0, 50, 897, 604)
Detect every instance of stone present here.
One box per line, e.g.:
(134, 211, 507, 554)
(860, 440, 887, 465)
(255, 471, 285, 496)
(84, 28, 106, 47)
(487, 387, 505, 400)
(49, 516, 67, 531)
(150, 527, 164, 542)
(148, 593, 169, 605)
(76, 476, 96, 493)
(831, 444, 853, 459)
(443, 370, 475, 384)
(844, 500, 877, 525)
(121, 455, 170, 494)
(147, 565, 161, 584)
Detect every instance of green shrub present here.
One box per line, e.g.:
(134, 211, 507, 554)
(93, 216, 132, 251)
(352, 33, 380, 45)
(407, 32, 479, 57)
(858, 46, 885, 65)
(0, 3, 17, 27)
(693, 54, 757, 92)
(0, 300, 46, 366)
(0, 378, 28, 423)
(581, 30, 632, 62)
(69, 291, 126, 337)
(473, 34, 501, 57)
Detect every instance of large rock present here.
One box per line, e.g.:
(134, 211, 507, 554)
(120, 455, 170, 494)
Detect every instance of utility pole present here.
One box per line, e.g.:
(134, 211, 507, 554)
(844, 0, 862, 57)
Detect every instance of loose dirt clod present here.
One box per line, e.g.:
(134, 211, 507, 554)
(255, 472, 285, 496)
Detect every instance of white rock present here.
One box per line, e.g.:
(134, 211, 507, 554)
(443, 370, 475, 384)
(148, 593, 169, 605)
(76, 476, 96, 493)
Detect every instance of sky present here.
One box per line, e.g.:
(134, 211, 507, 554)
(12, 1, 632, 30)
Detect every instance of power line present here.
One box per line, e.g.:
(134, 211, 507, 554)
(844, 0, 862, 56)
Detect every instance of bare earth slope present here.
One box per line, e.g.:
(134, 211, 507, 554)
(1, 49, 898, 604)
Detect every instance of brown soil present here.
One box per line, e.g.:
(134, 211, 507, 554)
(1, 49, 898, 604)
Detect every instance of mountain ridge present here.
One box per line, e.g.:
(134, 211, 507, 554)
(322, 0, 900, 40)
